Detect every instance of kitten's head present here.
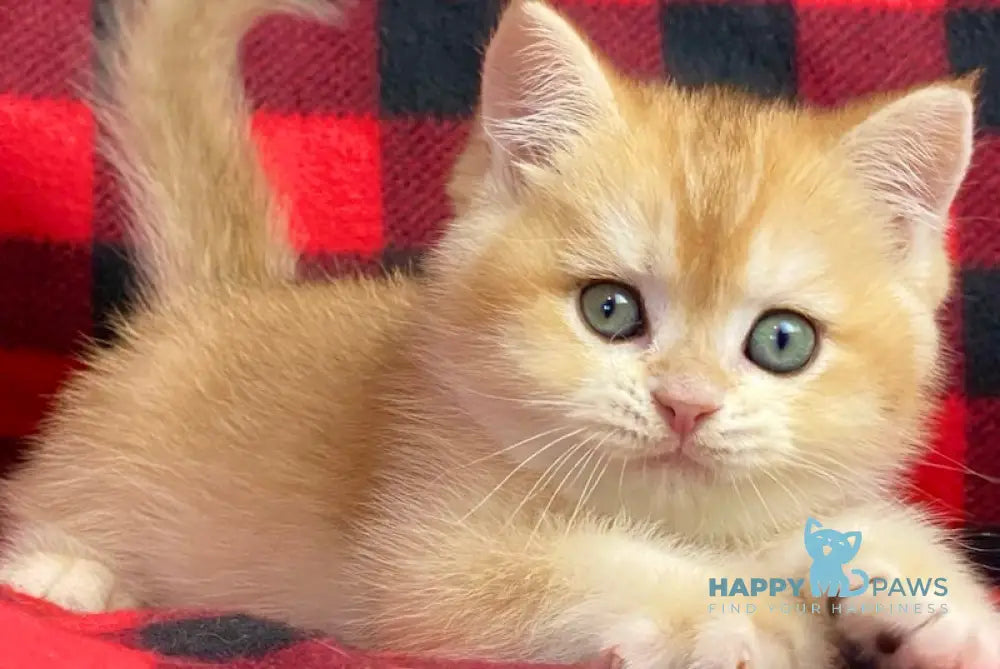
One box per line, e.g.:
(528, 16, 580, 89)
(419, 1, 975, 519)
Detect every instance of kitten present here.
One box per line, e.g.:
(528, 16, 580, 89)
(0, 0, 996, 667)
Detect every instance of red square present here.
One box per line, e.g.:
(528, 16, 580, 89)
(796, 9, 948, 106)
(965, 397, 1000, 525)
(554, 0, 664, 79)
(251, 113, 382, 256)
(380, 119, 470, 251)
(909, 393, 966, 526)
(92, 151, 128, 243)
(0, 95, 94, 243)
(0, 596, 154, 669)
(956, 134, 1000, 268)
(0, 0, 91, 99)
(947, 214, 960, 264)
(0, 239, 92, 352)
(244, 2, 377, 115)
(0, 348, 77, 439)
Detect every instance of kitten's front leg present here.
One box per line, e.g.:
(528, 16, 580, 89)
(358, 513, 833, 669)
(777, 504, 999, 668)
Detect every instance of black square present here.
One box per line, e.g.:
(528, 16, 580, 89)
(139, 614, 302, 661)
(947, 9, 1000, 130)
(381, 247, 426, 275)
(661, 2, 796, 99)
(961, 526, 1000, 585)
(378, 0, 503, 117)
(963, 269, 1000, 396)
(0, 437, 27, 480)
(92, 242, 138, 347)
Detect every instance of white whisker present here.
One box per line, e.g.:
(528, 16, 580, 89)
(567, 452, 610, 534)
(505, 432, 600, 527)
(460, 427, 586, 521)
(748, 476, 780, 534)
(445, 424, 576, 476)
(529, 440, 594, 543)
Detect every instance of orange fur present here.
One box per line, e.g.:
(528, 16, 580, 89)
(0, 0, 994, 667)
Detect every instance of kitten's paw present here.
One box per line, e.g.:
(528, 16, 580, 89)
(839, 607, 1000, 669)
(690, 616, 795, 669)
(602, 611, 821, 669)
(887, 607, 1000, 669)
(602, 617, 676, 668)
(0, 551, 136, 612)
(833, 562, 1000, 668)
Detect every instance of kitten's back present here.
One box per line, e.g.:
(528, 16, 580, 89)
(1, 0, 403, 626)
(2, 275, 415, 621)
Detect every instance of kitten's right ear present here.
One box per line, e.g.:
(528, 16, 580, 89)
(805, 517, 822, 536)
(839, 81, 975, 300)
(479, 0, 618, 192)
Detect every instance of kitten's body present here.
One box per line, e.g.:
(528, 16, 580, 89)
(1, 0, 998, 667)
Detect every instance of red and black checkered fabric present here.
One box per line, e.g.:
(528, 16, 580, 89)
(0, 586, 622, 669)
(1, 0, 999, 591)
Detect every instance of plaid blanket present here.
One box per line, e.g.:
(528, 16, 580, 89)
(1, 0, 1000, 665)
(0, 586, 621, 669)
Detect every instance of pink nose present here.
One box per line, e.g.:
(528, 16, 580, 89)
(652, 391, 720, 438)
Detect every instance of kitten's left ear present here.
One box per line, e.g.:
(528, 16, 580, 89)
(478, 0, 619, 192)
(841, 82, 975, 294)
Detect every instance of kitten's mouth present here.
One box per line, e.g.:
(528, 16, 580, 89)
(627, 447, 713, 473)
(605, 429, 722, 474)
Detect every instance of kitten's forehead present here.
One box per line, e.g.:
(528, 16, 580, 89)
(555, 103, 849, 320)
(568, 189, 831, 312)
(585, 198, 678, 277)
(741, 220, 841, 316)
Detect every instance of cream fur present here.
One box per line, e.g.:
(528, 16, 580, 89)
(0, 1, 994, 668)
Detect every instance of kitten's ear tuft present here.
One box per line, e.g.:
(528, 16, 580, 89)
(841, 83, 975, 265)
(479, 0, 617, 190)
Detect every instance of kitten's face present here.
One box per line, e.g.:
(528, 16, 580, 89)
(421, 2, 971, 512)
(433, 99, 939, 484)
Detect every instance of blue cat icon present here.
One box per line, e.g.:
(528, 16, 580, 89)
(805, 517, 869, 598)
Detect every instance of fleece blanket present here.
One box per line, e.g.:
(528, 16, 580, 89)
(1, 0, 1000, 666)
(0, 586, 622, 669)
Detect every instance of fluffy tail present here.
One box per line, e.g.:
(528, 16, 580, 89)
(98, 0, 350, 300)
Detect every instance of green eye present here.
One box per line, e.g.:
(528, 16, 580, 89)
(579, 282, 645, 341)
(745, 310, 817, 374)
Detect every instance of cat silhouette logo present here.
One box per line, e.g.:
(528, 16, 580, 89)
(804, 517, 869, 598)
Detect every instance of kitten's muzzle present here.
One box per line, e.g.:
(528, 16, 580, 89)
(651, 390, 720, 441)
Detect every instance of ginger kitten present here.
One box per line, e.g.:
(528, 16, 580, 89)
(1, 0, 996, 667)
